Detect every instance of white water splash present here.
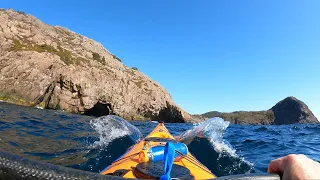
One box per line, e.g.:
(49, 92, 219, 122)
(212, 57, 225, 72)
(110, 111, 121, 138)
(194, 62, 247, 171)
(213, 141, 237, 157)
(177, 118, 236, 155)
(35, 106, 44, 109)
(178, 118, 254, 173)
(90, 115, 142, 147)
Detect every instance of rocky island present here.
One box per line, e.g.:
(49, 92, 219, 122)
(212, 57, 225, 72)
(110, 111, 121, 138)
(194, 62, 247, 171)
(201, 97, 319, 125)
(0, 9, 192, 122)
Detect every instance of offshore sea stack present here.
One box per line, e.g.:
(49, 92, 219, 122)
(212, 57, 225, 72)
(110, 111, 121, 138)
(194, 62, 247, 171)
(0, 9, 192, 122)
(271, 96, 319, 125)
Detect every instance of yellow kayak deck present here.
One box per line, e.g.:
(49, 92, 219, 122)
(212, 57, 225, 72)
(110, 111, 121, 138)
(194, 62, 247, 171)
(100, 122, 216, 179)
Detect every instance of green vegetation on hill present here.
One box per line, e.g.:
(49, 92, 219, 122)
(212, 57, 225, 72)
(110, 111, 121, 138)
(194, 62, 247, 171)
(134, 80, 144, 88)
(17, 10, 26, 15)
(9, 40, 90, 65)
(0, 92, 34, 106)
(112, 54, 122, 62)
(92, 52, 106, 65)
(202, 110, 274, 125)
(202, 111, 222, 118)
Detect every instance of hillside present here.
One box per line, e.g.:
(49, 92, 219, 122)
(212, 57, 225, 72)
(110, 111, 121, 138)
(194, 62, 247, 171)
(0, 9, 192, 122)
(201, 110, 274, 125)
(201, 97, 319, 125)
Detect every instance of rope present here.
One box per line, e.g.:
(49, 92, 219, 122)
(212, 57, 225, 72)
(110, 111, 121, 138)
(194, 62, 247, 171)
(175, 150, 213, 175)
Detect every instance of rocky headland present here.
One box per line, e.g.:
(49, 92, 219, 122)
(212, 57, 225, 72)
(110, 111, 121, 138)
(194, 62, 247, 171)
(0, 9, 192, 122)
(201, 97, 319, 125)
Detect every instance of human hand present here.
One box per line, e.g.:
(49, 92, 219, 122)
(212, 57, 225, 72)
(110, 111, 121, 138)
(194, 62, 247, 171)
(268, 154, 320, 180)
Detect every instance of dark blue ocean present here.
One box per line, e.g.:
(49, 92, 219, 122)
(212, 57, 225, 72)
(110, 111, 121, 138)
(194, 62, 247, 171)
(1, 101, 320, 177)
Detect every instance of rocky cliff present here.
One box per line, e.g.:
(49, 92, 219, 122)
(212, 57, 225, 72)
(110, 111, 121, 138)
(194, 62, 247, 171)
(0, 9, 192, 122)
(201, 97, 319, 125)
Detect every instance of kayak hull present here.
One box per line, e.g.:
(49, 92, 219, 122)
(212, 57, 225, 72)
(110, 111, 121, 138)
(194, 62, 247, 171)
(100, 123, 216, 179)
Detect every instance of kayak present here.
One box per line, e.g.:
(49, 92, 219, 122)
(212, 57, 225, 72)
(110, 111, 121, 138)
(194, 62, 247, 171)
(0, 121, 280, 180)
(100, 122, 216, 179)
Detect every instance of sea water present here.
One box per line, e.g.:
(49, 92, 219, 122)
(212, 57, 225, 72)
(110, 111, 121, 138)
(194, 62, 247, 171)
(0, 102, 319, 177)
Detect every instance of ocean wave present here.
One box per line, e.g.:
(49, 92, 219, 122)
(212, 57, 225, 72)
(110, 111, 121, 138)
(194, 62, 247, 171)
(254, 126, 268, 132)
(176, 117, 229, 144)
(177, 118, 254, 176)
(90, 115, 142, 147)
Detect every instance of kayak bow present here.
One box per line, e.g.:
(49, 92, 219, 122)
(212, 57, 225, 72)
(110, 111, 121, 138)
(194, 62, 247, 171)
(100, 122, 216, 179)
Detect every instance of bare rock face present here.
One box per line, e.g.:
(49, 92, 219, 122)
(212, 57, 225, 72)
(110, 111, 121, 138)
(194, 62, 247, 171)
(271, 96, 319, 125)
(0, 9, 192, 122)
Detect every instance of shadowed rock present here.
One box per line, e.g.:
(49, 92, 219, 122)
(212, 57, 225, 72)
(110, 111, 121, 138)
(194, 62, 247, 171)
(84, 102, 113, 117)
(271, 96, 319, 125)
(152, 101, 185, 123)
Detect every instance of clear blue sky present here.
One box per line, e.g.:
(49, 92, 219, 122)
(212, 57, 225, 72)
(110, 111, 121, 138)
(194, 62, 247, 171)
(2, 0, 320, 118)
